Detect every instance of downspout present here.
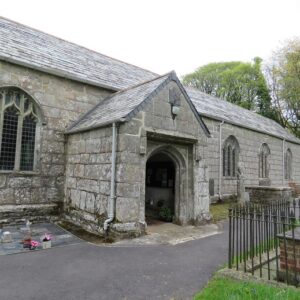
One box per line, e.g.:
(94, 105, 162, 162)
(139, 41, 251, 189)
(282, 139, 285, 186)
(104, 122, 117, 233)
(218, 120, 225, 200)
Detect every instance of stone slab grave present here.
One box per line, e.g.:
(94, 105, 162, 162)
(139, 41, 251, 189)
(0, 222, 83, 255)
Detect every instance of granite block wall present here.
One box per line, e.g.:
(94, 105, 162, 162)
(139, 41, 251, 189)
(64, 79, 210, 235)
(0, 61, 111, 222)
(203, 117, 300, 201)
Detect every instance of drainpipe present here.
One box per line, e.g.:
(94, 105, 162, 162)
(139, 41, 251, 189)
(104, 122, 117, 232)
(218, 120, 225, 200)
(282, 139, 285, 186)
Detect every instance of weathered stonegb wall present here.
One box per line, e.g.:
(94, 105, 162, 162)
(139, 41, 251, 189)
(0, 61, 111, 223)
(64, 79, 210, 236)
(64, 127, 113, 234)
(203, 117, 300, 202)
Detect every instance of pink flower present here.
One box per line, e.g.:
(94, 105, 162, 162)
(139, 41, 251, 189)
(30, 240, 40, 247)
(42, 233, 53, 241)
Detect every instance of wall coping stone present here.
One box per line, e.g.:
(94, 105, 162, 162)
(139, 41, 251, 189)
(246, 186, 292, 191)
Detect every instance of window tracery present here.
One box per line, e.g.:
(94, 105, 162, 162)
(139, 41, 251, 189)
(0, 88, 40, 171)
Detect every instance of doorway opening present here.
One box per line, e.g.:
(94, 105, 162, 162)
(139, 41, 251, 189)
(145, 152, 175, 224)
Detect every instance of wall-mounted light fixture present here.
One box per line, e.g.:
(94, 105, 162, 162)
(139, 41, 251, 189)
(172, 105, 180, 116)
(169, 87, 181, 120)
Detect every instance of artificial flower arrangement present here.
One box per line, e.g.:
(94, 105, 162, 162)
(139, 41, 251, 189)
(41, 233, 53, 249)
(42, 233, 53, 242)
(30, 240, 40, 250)
(22, 238, 40, 250)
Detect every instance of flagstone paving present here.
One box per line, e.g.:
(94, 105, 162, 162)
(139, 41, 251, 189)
(0, 222, 83, 255)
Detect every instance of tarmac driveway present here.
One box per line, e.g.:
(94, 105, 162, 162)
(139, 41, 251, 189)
(0, 223, 228, 300)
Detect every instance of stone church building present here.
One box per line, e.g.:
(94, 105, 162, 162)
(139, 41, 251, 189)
(0, 17, 299, 236)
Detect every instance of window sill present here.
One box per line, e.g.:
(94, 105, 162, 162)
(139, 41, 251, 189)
(0, 170, 40, 176)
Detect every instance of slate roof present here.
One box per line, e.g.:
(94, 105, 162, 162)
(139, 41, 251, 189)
(1, 17, 299, 144)
(67, 72, 210, 136)
(187, 87, 300, 144)
(0, 17, 157, 91)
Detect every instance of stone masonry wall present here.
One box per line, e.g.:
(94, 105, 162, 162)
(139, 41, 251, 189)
(64, 79, 210, 235)
(117, 80, 209, 226)
(203, 117, 300, 202)
(0, 61, 111, 222)
(65, 127, 112, 234)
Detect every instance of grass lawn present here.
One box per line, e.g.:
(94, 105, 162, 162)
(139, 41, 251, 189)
(194, 275, 300, 300)
(210, 202, 231, 222)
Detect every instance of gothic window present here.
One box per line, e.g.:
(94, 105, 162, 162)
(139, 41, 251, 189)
(0, 88, 40, 171)
(259, 143, 270, 178)
(222, 135, 239, 177)
(285, 148, 292, 180)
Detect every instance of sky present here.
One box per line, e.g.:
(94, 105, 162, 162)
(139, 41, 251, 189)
(1, 0, 300, 77)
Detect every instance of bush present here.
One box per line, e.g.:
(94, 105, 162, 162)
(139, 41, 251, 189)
(159, 207, 173, 222)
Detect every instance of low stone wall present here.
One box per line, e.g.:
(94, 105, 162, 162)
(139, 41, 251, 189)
(0, 203, 60, 225)
(246, 186, 292, 203)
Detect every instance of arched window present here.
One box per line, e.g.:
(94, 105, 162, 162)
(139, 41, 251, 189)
(0, 88, 41, 171)
(222, 135, 239, 177)
(259, 143, 270, 178)
(285, 148, 292, 180)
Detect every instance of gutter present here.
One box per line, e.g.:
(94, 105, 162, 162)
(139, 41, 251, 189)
(218, 120, 225, 200)
(103, 122, 117, 233)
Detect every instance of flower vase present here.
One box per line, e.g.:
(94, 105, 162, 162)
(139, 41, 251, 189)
(42, 240, 51, 249)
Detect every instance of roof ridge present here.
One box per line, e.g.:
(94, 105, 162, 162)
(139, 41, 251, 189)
(113, 71, 173, 94)
(0, 16, 158, 78)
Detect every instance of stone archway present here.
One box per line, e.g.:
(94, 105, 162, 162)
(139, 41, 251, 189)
(145, 152, 175, 222)
(145, 145, 188, 225)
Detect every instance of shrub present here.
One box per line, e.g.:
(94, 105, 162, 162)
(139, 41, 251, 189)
(159, 207, 173, 222)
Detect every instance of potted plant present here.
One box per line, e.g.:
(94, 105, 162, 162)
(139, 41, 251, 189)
(41, 233, 52, 249)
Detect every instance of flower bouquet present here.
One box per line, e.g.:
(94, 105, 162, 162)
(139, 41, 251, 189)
(22, 238, 40, 250)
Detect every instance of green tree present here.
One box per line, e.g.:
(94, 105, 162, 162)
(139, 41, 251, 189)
(182, 59, 276, 119)
(265, 38, 300, 137)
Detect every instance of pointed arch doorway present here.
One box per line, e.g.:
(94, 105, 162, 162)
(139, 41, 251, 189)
(145, 151, 176, 223)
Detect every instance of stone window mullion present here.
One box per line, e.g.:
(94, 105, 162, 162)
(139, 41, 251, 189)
(14, 95, 24, 171)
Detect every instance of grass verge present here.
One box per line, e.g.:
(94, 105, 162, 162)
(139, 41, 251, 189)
(194, 275, 300, 300)
(210, 202, 232, 222)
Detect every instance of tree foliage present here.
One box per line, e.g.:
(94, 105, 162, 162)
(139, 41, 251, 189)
(182, 59, 276, 120)
(264, 38, 300, 137)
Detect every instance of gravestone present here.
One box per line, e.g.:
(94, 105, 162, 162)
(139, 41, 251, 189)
(237, 162, 249, 204)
